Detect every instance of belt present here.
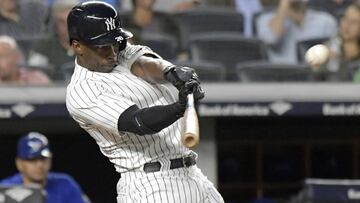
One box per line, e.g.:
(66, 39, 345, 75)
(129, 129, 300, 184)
(143, 154, 196, 173)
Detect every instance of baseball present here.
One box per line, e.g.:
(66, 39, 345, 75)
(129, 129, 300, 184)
(305, 44, 330, 66)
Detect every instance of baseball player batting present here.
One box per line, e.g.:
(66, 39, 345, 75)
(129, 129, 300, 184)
(65, 1, 224, 202)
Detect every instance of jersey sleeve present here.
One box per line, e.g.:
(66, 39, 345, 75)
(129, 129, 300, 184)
(0, 174, 22, 186)
(61, 175, 90, 203)
(66, 80, 135, 136)
(117, 43, 162, 70)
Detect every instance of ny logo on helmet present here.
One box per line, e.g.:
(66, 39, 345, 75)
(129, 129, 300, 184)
(105, 18, 116, 31)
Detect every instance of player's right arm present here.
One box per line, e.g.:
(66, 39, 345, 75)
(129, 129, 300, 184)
(68, 44, 203, 136)
(120, 43, 202, 87)
(118, 59, 205, 135)
(131, 53, 204, 99)
(117, 82, 196, 135)
(117, 44, 205, 135)
(67, 77, 198, 136)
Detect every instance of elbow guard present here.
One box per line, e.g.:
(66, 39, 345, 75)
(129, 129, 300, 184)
(118, 103, 185, 136)
(118, 105, 156, 135)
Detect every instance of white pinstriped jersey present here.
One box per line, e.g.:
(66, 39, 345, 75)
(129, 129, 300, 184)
(66, 44, 191, 173)
(67, 43, 224, 203)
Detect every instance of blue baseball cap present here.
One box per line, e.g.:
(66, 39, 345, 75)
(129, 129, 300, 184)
(17, 132, 52, 159)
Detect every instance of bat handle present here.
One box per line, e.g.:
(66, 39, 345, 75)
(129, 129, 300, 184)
(187, 93, 194, 107)
(182, 93, 200, 148)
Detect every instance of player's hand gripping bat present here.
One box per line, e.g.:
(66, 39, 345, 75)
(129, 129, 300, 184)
(181, 93, 199, 148)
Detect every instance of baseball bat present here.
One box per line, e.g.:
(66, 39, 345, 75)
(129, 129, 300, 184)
(181, 93, 200, 148)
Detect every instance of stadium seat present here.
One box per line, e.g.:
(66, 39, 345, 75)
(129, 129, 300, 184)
(16, 35, 47, 62)
(296, 37, 330, 63)
(117, 10, 133, 26)
(307, 1, 350, 20)
(142, 33, 178, 60)
(189, 32, 268, 80)
(174, 60, 226, 82)
(236, 61, 313, 82)
(18, 1, 48, 34)
(120, 10, 180, 44)
(172, 8, 244, 50)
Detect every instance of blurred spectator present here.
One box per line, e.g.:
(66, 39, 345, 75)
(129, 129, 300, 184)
(47, 0, 56, 5)
(47, 0, 119, 8)
(308, 3, 360, 81)
(28, 0, 78, 82)
(122, 0, 201, 12)
(0, 0, 48, 38)
(102, 0, 118, 7)
(308, 0, 354, 19)
(170, 0, 201, 11)
(89, 0, 119, 8)
(261, 0, 279, 7)
(123, 0, 179, 44)
(206, 0, 233, 7)
(257, 0, 338, 64)
(0, 36, 50, 85)
(235, 0, 263, 37)
(0, 132, 89, 203)
(123, 0, 156, 44)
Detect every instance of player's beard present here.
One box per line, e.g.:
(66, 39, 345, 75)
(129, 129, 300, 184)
(105, 53, 118, 70)
(102, 63, 118, 72)
(94, 56, 118, 73)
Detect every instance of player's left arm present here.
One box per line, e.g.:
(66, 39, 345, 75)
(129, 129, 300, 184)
(131, 55, 204, 100)
(131, 55, 172, 82)
(123, 43, 198, 85)
(131, 55, 200, 85)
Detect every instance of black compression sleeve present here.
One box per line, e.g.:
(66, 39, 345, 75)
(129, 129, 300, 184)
(118, 103, 185, 135)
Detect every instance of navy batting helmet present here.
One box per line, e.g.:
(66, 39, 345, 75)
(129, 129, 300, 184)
(67, 1, 132, 48)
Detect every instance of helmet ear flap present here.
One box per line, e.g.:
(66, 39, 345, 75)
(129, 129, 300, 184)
(118, 39, 127, 52)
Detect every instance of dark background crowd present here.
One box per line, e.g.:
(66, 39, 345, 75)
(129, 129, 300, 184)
(0, 0, 359, 84)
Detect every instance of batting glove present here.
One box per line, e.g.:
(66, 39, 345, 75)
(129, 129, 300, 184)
(193, 84, 205, 101)
(178, 80, 205, 107)
(164, 65, 199, 90)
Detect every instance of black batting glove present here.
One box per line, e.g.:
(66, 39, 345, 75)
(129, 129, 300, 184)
(178, 79, 205, 107)
(193, 84, 205, 101)
(164, 65, 199, 90)
(178, 80, 200, 106)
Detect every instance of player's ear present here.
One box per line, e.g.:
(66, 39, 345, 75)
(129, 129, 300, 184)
(71, 40, 84, 56)
(15, 158, 23, 172)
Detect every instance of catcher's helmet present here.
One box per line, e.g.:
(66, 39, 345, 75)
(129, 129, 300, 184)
(67, 1, 132, 47)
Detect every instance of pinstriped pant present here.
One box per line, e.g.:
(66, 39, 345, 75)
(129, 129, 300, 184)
(116, 165, 224, 203)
